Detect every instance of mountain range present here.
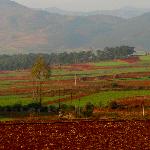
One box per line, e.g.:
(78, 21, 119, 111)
(1, 0, 150, 54)
(45, 7, 150, 19)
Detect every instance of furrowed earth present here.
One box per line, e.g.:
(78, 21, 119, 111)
(0, 120, 150, 150)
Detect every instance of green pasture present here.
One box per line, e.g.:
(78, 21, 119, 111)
(138, 55, 150, 65)
(0, 73, 18, 77)
(0, 95, 66, 106)
(0, 96, 32, 106)
(0, 116, 15, 122)
(94, 61, 128, 67)
(117, 76, 150, 81)
(94, 55, 150, 67)
(0, 71, 29, 77)
(51, 69, 68, 76)
(51, 66, 150, 80)
(65, 90, 150, 107)
(139, 55, 150, 61)
(0, 80, 13, 88)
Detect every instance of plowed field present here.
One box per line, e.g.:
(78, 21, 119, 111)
(0, 120, 150, 150)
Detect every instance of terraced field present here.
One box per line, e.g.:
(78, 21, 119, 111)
(65, 90, 150, 107)
(1, 56, 150, 120)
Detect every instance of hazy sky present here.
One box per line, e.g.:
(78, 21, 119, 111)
(13, 0, 150, 11)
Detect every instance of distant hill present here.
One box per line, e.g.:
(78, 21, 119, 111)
(0, 0, 125, 54)
(45, 7, 150, 19)
(92, 12, 150, 50)
(1, 0, 150, 54)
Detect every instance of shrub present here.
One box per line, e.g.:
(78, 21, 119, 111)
(40, 106, 48, 112)
(26, 103, 41, 111)
(12, 104, 22, 112)
(4, 106, 12, 112)
(82, 102, 94, 117)
(68, 105, 75, 111)
(99, 101, 103, 108)
(111, 82, 118, 88)
(75, 106, 83, 118)
(22, 105, 28, 112)
(110, 101, 119, 109)
(48, 105, 59, 114)
(0, 106, 3, 112)
(60, 104, 69, 110)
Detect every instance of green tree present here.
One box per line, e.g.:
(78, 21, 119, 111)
(31, 55, 50, 105)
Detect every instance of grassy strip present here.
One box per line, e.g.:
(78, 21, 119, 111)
(65, 90, 150, 107)
(94, 61, 128, 67)
(0, 95, 66, 106)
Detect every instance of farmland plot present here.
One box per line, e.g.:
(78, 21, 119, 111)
(0, 120, 149, 149)
(1, 56, 150, 121)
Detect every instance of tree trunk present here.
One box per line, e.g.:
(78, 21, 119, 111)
(36, 81, 39, 102)
(39, 81, 42, 106)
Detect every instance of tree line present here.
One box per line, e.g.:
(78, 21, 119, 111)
(0, 46, 135, 70)
(0, 102, 94, 118)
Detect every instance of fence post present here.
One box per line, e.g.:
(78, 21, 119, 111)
(142, 104, 145, 117)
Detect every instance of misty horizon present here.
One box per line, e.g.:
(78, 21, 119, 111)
(43, 6, 150, 13)
(12, 0, 150, 12)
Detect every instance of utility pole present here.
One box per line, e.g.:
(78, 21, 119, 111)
(74, 53, 78, 87)
(142, 104, 145, 117)
(71, 90, 73, 104)
(59, 88, 61, 109)
(78, 98, 80, 118)
(75, 74, 77, 86)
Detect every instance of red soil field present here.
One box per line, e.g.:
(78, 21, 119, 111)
(0, 71, 12, 74)
(0, 120, 150, 149)
(118, 56, 140, 63)
(115, 72, 150, 79)
(117, 96, 150, 107)
(67, 63, 144, 71)
(118, 80, 150, 87)
(0, 76, 30, 81)
(46, 93, 88, 105)
(51, 64, 99, 71)
(70, 64, 99, 70)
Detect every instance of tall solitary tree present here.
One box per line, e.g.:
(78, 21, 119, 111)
(31, 55, 50, 105)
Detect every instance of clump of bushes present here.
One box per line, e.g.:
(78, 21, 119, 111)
(111, 82, 118, 88)
(109, 101, 119, 109)
(109, 101, 126, 109)
(82, 102, 94, 117)
(0, 103, 58, 113)
(0, 102, 95, 118)
(48, 105, 59, 114)
(60, 104, 75, 111)
(0, 103, 76, 114)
